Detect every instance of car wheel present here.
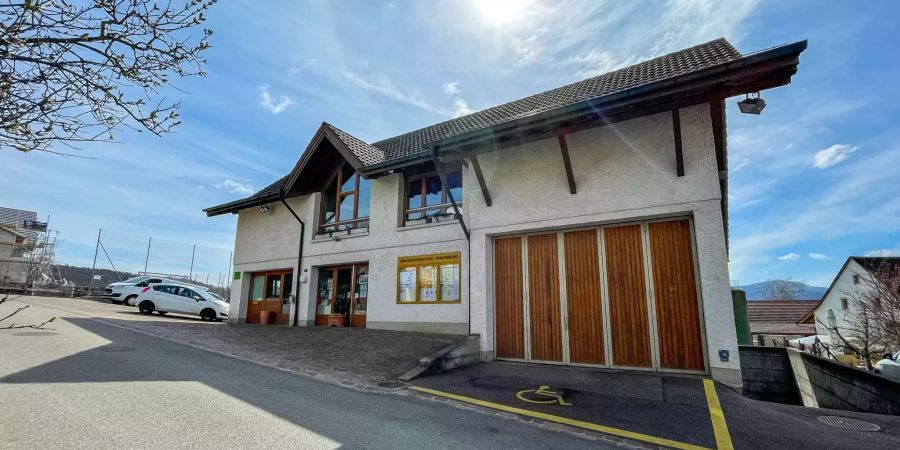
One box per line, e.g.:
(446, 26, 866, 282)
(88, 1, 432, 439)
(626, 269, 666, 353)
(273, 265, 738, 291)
(124, 295, 137, 307)
(138, 301, 155, 315)
(200, 309, 216, 321)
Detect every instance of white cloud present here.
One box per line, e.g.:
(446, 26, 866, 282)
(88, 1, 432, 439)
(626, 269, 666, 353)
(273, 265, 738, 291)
(452, 98, 472, 118)
(216, 179, 254, 195)
(864, 249, 900, 257)
(778, 252, 800, 261)
(258, 85, 294, 115)
(442, 81, 460, 95)
(808, 253, 828, 260)
(340, 68, 447, 115)
(812, 144, 859, 169)
(732, 158, 751, 172)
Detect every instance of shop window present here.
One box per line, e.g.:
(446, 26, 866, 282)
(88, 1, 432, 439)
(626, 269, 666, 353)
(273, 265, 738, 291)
(397, 252, 461, 303)
(404, 170, 462, 225)
(319, 162, 371, 234)
(251, 275, 265, 301)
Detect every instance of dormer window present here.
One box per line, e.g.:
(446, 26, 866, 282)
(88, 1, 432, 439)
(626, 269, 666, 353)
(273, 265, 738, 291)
(319, 162, 371, 233)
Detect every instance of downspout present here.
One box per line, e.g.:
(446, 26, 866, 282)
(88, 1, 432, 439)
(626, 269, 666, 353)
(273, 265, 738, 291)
(431, 147, 472, 336)
(280, 197, 305, 327)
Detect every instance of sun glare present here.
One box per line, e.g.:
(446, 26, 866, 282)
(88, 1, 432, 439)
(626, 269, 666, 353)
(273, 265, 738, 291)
(474, 0, 532, 26)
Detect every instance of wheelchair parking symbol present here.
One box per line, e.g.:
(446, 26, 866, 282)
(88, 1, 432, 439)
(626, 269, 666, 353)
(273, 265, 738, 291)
(515, 385, 571, 406)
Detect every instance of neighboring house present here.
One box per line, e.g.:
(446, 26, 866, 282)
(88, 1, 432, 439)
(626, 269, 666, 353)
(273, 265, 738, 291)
(205, 38, 806, 386)
(747, 300, 817, 346)
(0, 226, 29, 284)
(802, 257, 900, 341)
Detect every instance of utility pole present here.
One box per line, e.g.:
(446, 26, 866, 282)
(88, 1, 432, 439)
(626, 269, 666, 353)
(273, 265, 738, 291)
(143, 237, 152, 274)
(88, 228, 101, 294)
(188, 244, 196, 279)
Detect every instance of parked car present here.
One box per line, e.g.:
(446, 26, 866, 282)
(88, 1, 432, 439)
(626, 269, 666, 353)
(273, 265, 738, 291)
(873, 351, 900, 382)
(104, 275, 165, 305)
(135, 283, 229, 321)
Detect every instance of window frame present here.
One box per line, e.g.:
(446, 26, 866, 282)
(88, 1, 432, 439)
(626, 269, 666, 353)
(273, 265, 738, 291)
(403, 170, 462, 225)
(396, 252, 462, 304)
(318, 162, 370, 234)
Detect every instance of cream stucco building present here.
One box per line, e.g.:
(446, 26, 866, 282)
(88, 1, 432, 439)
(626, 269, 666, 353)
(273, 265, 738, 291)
(205, 38, 807, 386)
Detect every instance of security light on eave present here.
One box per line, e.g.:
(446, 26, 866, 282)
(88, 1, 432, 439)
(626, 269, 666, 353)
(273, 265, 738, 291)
(738, 93, 766, 115)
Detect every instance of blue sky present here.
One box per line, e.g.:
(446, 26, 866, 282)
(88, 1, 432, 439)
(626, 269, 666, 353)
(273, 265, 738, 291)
(3, 0, 899, 286)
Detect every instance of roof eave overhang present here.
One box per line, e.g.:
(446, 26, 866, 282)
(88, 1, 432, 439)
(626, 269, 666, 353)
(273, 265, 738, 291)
(431, 40, 807, 161)
(203, 193, 280, 217)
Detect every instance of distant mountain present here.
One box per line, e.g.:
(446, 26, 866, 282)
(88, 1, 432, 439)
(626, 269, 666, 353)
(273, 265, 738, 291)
(738, 280, 827, 301)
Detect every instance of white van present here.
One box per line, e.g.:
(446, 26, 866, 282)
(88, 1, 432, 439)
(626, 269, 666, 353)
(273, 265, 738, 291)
(135, 283, 229, 321)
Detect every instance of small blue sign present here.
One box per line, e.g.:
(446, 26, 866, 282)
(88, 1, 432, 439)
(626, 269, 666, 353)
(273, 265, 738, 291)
(718, 349, 730, 362)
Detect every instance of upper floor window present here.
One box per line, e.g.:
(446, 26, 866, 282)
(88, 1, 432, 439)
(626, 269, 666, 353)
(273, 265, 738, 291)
(852, 274, 860, 284)
(404, 171, 462, 225)
(840, 297, 849, 309)
(320, 162, 371, 233)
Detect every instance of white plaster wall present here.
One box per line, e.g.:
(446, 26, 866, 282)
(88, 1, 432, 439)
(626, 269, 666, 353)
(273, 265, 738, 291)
(467, 104, 740, 383)
(813, 260, 864, 338)
(229, 171, 468, 331)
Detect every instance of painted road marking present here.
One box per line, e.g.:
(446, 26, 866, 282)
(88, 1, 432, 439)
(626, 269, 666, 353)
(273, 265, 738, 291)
(703, 379, 734, 450)
(515, 385, 572, 406)
(411, 385, 710, 450)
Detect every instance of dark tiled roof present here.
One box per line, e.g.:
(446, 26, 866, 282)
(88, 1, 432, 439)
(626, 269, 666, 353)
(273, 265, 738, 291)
(746, 300, 819, 323)
(207, 38, 752, 215)
(326, 123, 384, 166)
(370, 38, 741, 162)
(851, 257, 900, 272)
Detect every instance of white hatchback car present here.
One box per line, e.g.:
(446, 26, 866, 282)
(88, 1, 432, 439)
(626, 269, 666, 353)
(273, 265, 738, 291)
(104, 275, 167, 305)
(135, 283, 229, 321)
(874, 351, 900, 382)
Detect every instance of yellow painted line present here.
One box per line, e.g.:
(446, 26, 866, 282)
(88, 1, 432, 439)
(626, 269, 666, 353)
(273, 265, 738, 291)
(410, 385, 710, 450)
(703, 379, 734, 450)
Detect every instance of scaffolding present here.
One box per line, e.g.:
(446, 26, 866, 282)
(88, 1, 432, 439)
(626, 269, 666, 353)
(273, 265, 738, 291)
(0, 210, 71, 293)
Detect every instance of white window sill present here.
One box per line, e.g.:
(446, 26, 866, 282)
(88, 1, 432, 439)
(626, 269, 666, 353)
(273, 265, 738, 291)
(397, 218, 460, 232)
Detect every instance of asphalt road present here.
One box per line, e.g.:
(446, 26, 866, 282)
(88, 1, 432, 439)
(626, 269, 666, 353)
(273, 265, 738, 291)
(0, 301, 618, 449)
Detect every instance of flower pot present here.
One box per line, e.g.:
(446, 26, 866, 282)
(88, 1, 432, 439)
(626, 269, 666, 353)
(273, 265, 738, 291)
(259, 310, 274, 325)
(326, 314, 345, 327)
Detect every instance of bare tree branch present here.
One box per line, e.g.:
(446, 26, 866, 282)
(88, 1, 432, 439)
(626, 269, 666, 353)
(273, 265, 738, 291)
(1, 0, 216, 154)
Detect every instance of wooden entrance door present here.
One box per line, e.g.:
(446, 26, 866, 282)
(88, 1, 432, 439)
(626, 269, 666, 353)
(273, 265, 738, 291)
(603, 224, 653, 368)
(527, 234, 563, 362)
(494, 237, 524, 359)
(315, 263, 367, 327)
(247, 269, 293, 324)
(648, 219, 704, 371)
(564, 229, 605, 365)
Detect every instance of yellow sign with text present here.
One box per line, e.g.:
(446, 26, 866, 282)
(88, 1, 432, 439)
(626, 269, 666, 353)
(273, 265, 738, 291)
(398, 252, 461, 267)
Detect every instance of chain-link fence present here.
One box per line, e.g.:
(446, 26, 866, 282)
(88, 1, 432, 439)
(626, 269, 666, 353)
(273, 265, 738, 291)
(79, 228, 232, 298)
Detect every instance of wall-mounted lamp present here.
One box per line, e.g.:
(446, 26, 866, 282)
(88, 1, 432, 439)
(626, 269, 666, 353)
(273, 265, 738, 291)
(258, 204, 271, 214)
(738, 92, 766, 115)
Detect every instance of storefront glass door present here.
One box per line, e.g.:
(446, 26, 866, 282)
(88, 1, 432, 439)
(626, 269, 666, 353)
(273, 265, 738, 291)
(316, 263, 368, 327)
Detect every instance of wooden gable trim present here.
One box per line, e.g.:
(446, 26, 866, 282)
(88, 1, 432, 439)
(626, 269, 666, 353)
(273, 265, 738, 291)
(283, 123, 367, 196)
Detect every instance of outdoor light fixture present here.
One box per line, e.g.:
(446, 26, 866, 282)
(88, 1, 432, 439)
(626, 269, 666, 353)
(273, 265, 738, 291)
(738, 92, 766, 115)
(258, 204, 271, 214)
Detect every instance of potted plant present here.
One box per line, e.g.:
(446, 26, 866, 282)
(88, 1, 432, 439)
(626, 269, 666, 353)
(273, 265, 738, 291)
(328, 296, 349, 327)
(259, 310, 273, 325)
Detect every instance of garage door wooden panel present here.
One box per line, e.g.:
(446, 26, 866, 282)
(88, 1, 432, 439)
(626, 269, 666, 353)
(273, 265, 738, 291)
(649, 220, 705, 371)
(527, 234, 563, 362)
(564, 230, 605, 365)
(494, 237, 524, 359)
(604, 225, 653, 368)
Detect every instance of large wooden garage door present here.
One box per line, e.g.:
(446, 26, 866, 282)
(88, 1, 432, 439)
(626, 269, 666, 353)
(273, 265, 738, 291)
(527, 234, 563, 362)
(603, 225, 653, 368)
(649, 220, 705, 371)
(564, 230, 604, 365)
(493, 218, 705, 373)
(494, 237, 524, 359)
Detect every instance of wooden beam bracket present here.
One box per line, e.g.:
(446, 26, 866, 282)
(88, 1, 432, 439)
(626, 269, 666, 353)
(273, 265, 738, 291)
(470, 155, 492, 207)
(671, 108, 685, 177)
(557, 132, 577, 194)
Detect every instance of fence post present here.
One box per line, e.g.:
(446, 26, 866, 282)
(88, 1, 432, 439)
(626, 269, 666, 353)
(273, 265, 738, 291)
(189, 244, 196, 279)
(88, 228, 102, 294)
(143, 237, 152, 274)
